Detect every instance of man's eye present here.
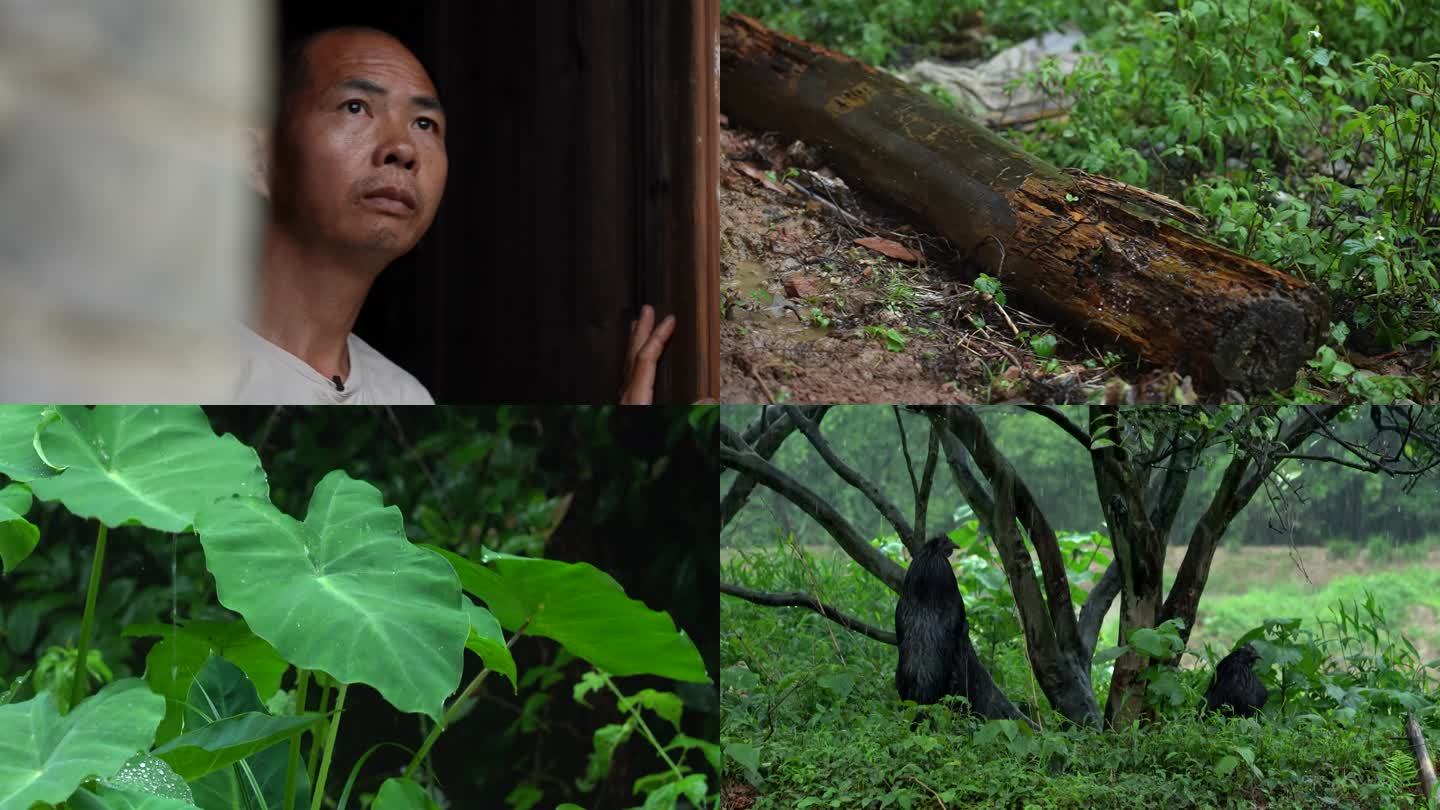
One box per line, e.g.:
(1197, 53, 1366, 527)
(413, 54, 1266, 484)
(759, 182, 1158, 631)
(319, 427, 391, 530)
(417, 118, 439, 132)
(344, 100, 366, 114)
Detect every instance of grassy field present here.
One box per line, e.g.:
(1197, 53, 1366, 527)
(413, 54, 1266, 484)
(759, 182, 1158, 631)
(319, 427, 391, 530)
(721, 540, 1440, 807)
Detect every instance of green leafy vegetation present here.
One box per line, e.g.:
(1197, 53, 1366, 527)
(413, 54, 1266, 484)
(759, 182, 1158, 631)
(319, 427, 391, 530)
(722, 532, 1440, 808)
(0, 405, 717, 810)
(719, 405, 1440, 807)
(864, 324, 909, 352)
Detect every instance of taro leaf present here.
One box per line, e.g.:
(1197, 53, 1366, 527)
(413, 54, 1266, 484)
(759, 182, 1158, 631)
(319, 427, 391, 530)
(152, 711, 321, 782)
(126, 620, 289, 722)
(372, 777, 441, 810)
(187, 656, 265, 724)
(182, 657, 309, 810)
(427, 546, 708, 683)
(103, 754, 195, 803)
(0, 404, 54, 482)
(190, 749, 308, 810)
(180, 622, 288, 701)
(196, 470, 468, 722)
(190, 752, 308, 810)
(0, 482, 38, 575)
(465, 600, 517, 692)
(0, 679, 165, 810)
(0, 670, 30, 706)
(28, 406, 268, 533)
(137, 628, 213, 745)
(69, 785, 202, 810)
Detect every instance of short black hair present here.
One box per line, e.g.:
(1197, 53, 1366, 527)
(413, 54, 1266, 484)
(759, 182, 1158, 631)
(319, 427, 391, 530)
(275, 25, 397, 125)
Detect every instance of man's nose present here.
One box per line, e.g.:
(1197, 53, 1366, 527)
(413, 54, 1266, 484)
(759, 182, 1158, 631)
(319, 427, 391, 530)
(375, 133, 418, 172)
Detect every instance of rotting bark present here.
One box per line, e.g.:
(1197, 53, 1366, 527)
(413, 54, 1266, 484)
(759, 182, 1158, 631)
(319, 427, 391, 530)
(720, 14, 1329, 393)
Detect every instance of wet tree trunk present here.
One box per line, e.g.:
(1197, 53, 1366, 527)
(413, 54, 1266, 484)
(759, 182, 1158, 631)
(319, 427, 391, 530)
(720, 14, 1329, 393)
(1406, 712, 1438, 802)
(1089, 417, 1166, 728)
(935, 407, 1102, 726)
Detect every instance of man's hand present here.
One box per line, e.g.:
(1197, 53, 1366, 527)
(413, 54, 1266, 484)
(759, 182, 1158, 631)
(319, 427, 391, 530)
(621, 305, 676, 404)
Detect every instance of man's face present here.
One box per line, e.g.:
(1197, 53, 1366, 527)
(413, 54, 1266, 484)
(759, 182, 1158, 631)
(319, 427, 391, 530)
(271, 30, 448, 259)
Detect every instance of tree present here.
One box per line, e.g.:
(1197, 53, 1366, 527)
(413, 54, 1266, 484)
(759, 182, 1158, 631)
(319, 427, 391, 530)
(719, 405, 1440, 727)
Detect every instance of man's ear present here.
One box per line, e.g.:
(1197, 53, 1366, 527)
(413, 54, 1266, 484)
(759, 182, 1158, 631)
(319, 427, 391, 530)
(246, 127, 272, 201)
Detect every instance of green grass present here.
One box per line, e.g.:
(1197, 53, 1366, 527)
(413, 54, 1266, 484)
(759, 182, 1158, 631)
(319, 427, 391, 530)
(1094, 545, 1440, 663)
(722, 538, 1440, 808)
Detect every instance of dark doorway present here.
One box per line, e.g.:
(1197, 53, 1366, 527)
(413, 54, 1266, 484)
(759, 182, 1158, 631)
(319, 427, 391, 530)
(275, 1, 719, 403)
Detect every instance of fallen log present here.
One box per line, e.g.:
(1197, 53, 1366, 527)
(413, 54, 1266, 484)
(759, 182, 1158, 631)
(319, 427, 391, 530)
(720, 14, 1329, 393)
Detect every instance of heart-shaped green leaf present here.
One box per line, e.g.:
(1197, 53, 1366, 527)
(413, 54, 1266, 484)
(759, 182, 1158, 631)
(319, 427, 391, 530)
(153, 712, 321, 782)
(427, 547, 708, 683)
(0, 679, 165, 810)
(180, 622, 289, 702)
(28, 406, 268, 533)
(196, 470, 468, 721)
(372, 777, 440, 810)
(465, 600, 517, 692)
(0, 482, 38, 575)
(128, 620, 289, 711)
(68, 785, 202, 810)
(0, 405, 54, 482)
(135, 628, 213, 745)
(187, 655, 265, 724)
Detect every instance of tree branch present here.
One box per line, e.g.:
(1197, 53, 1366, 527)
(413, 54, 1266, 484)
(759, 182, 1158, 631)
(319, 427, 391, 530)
(914, 422, 940, 544)
(1161, 405, 1345, 640)
(942, 406, 1081, 653)
(786, 406, 916, 545)
(1075, 422, 1198, 662)
(894, 406, 921, 521)
(720, 582, 896, 643)
(1076, 562, 1121, 661)
(1146, 426, 1197, 538)
(1018, 404, 1092, 448)
(1267, 452, 1401, 473)
(719, 423, 905, 592)
(720, 406, 829, 530)
(927, 410, 995, 538)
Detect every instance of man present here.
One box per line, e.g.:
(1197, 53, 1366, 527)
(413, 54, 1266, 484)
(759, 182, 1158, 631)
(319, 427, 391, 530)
(236, 26, 674, 404)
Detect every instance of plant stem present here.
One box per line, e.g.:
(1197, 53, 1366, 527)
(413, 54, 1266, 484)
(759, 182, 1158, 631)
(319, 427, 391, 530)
(601, 673, 685, 781)
(309, 682, 347, 810)
(69, 522, 109, 711)
(403, 670, 492, 781)
(402, 619, 530, 780)
(307, 682, 332, 787)
(283, 668, 310, 810)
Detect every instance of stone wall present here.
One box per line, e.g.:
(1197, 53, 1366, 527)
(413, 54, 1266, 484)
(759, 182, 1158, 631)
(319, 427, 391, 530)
(0, 0, 268, 401)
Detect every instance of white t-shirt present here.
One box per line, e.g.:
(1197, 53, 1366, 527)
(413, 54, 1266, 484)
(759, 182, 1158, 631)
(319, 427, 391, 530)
(228, 327, 434, 404)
